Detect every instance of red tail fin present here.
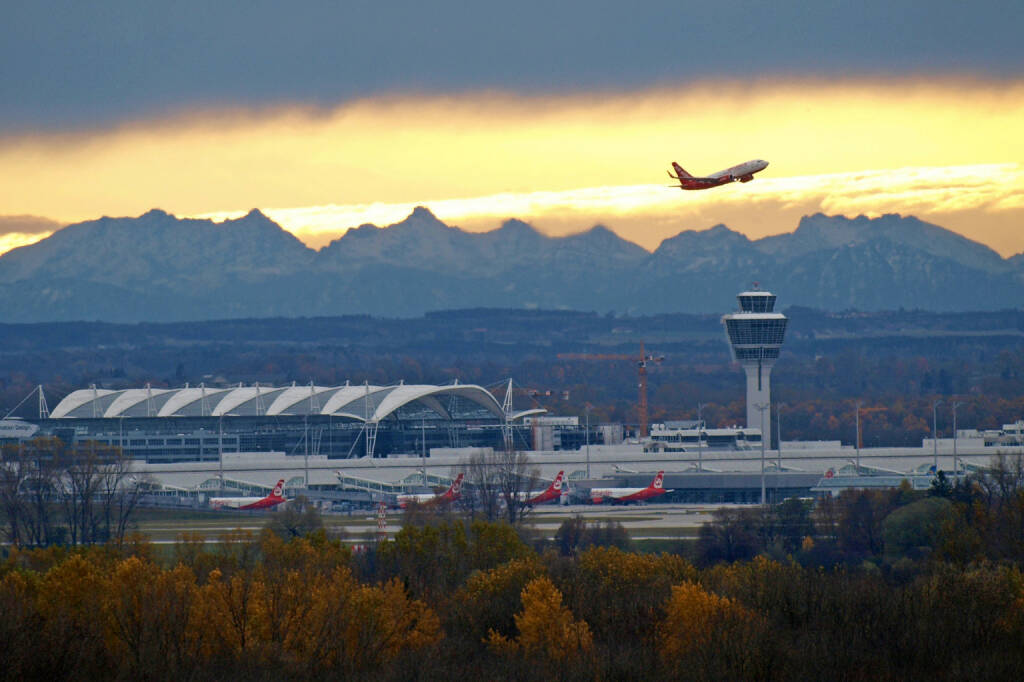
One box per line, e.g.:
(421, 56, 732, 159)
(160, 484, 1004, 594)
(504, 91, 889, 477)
(651, 471, 664, 490)
(270, 479, 285, 499)
(551, 470, 564, 492)
(671, 162, 692, 178)
(448, 473, 464, 499)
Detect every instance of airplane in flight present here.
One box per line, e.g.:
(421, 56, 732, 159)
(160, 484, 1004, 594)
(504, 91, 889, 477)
(668, 159, 768, 190)
(396, 473, 464, 509)
(521, 470, 566, 506)
(589, 471, 670, 504)
(210, 479, 287, 510)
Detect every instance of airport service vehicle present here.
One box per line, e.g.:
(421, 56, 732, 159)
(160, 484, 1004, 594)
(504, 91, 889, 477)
(668, 159, 768, 190)
(397, 473, 464, 508)
(522, 470, 566, 505)
(210, 479, 287, 510)
(590, 471, 670, 504)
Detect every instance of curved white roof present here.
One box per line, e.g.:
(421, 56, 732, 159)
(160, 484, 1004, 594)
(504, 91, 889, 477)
(370, 384, 503, 422)
(50, 382, 510, 423)
(211, 385, 288, 416)
(157, 387, 231, 417)
(103, 388, 173, 418)
(265, 385, 339, 415)
(50, 388, 118, 418)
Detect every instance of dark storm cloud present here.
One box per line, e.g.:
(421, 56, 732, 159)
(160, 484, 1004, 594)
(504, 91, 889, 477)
(2, 0, 1021, 133)
(0, 215, 62, 236)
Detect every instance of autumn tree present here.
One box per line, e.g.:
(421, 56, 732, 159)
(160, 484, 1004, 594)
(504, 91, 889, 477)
(659, 581, 767, 680)
(448, 556, 543, 644)
(487, 576, 592, 659)
(558, 545, 696, 643)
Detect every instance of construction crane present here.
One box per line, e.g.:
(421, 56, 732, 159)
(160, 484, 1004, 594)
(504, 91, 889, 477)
(856, 405, 888, 449)
(556, 342, 664, 438)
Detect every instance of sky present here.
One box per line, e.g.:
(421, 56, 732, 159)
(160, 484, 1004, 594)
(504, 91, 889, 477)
(1, 1, 1022, 256)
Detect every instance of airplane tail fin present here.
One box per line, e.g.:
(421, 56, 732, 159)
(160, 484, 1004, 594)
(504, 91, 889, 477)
(551, 470, 564, 493)
(670, 162, 692, 179)
(270, 479, 285, 499)
(449, 473, 464, 498)
(651, 471, 664, 490)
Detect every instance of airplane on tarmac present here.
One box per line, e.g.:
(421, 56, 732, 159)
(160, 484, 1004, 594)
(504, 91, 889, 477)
(589, 471, 670, 504)
(210, 479, 287, 510)
(668, 159, 768, 190)
(396, 473, 464, 509)
(522, 470, 566, 506)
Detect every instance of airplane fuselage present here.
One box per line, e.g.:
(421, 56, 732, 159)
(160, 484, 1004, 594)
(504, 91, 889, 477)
(396, 474, 463, 508)
(210, 496, 286, 510)
(589, 486, 667, 504)
(210, 479, 286, 510)
(671, 159, 768, 190)
(590, 472, 669, 504)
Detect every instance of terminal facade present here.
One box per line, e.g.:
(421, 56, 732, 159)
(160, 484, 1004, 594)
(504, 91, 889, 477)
(31, 382, 542, 461)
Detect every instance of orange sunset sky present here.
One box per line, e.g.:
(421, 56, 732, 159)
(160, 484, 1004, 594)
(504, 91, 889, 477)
(1, 4, 1022, 258)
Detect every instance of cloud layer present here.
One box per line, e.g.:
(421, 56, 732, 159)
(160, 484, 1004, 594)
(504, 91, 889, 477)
(1, 79, 1022, 255)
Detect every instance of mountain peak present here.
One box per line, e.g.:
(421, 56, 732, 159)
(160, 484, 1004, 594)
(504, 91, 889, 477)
(140, 208, 172, 220)
(496, 218, 539, 235)
(387, 206, 452, 234)
(779, 213, 1006, 272)
(656, 223, 749, 252)
(409, 206, 437, 221)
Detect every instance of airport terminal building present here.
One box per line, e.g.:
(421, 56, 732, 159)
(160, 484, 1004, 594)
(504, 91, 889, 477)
(34, 382, 541, 462)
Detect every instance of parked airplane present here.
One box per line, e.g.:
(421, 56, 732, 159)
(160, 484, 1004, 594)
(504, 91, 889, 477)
(523, 470, 566, 506)
(590, 471, 670, 504)
(397, 473, 464, 509)
(668, 159, 768, 190)
(210, 479, 287, 510)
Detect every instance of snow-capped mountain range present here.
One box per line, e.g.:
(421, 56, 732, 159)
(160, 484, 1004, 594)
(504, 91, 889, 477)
(0, 207, 1019, 322)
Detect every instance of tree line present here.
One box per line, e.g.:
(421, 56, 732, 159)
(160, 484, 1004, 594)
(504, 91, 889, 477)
(0, 438, 144, 547)
(6, 457, 1024, 679)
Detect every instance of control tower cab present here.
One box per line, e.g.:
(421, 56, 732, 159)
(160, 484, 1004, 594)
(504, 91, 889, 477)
(722, 287, 788, 433)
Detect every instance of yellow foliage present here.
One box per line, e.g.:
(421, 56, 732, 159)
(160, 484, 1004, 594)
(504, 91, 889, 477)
(103, 557, 202, 675)
(659, 582, 755, 659)
(196, 567, 267, 658)
(454, 556, 543, 640)
(295, 568, 441, 674)
(37, 553, 106, 624)
(578, 545, 697, 586)
(489, 576, 592, 659)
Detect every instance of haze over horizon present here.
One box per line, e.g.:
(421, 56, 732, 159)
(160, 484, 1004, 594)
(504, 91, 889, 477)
(1, 2, 1022, 257)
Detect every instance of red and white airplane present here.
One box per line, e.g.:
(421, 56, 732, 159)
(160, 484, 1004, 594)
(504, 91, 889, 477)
(522, 470, 566, 506)
(590, 471, 670, 504)
(396, 473, 464, 509)
(210, 479, 287, 510)
(668, 159, 768, 190)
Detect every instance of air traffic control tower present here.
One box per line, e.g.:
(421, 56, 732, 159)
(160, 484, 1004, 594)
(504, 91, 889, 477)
(722, 287, 788, 434)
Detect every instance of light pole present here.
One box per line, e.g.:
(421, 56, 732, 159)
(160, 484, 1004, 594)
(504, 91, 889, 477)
(951, 401, 964, 476)
(584, 404, 591, 479)
(697, 402, 705, 473)
(755, 402, 769, 506)
(855, 400, 862, 473)
(421, 418, 427, 485)
(932, 399, 943, 474)
(776, 403, 784, 472)
(218, 413, 224, 495)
